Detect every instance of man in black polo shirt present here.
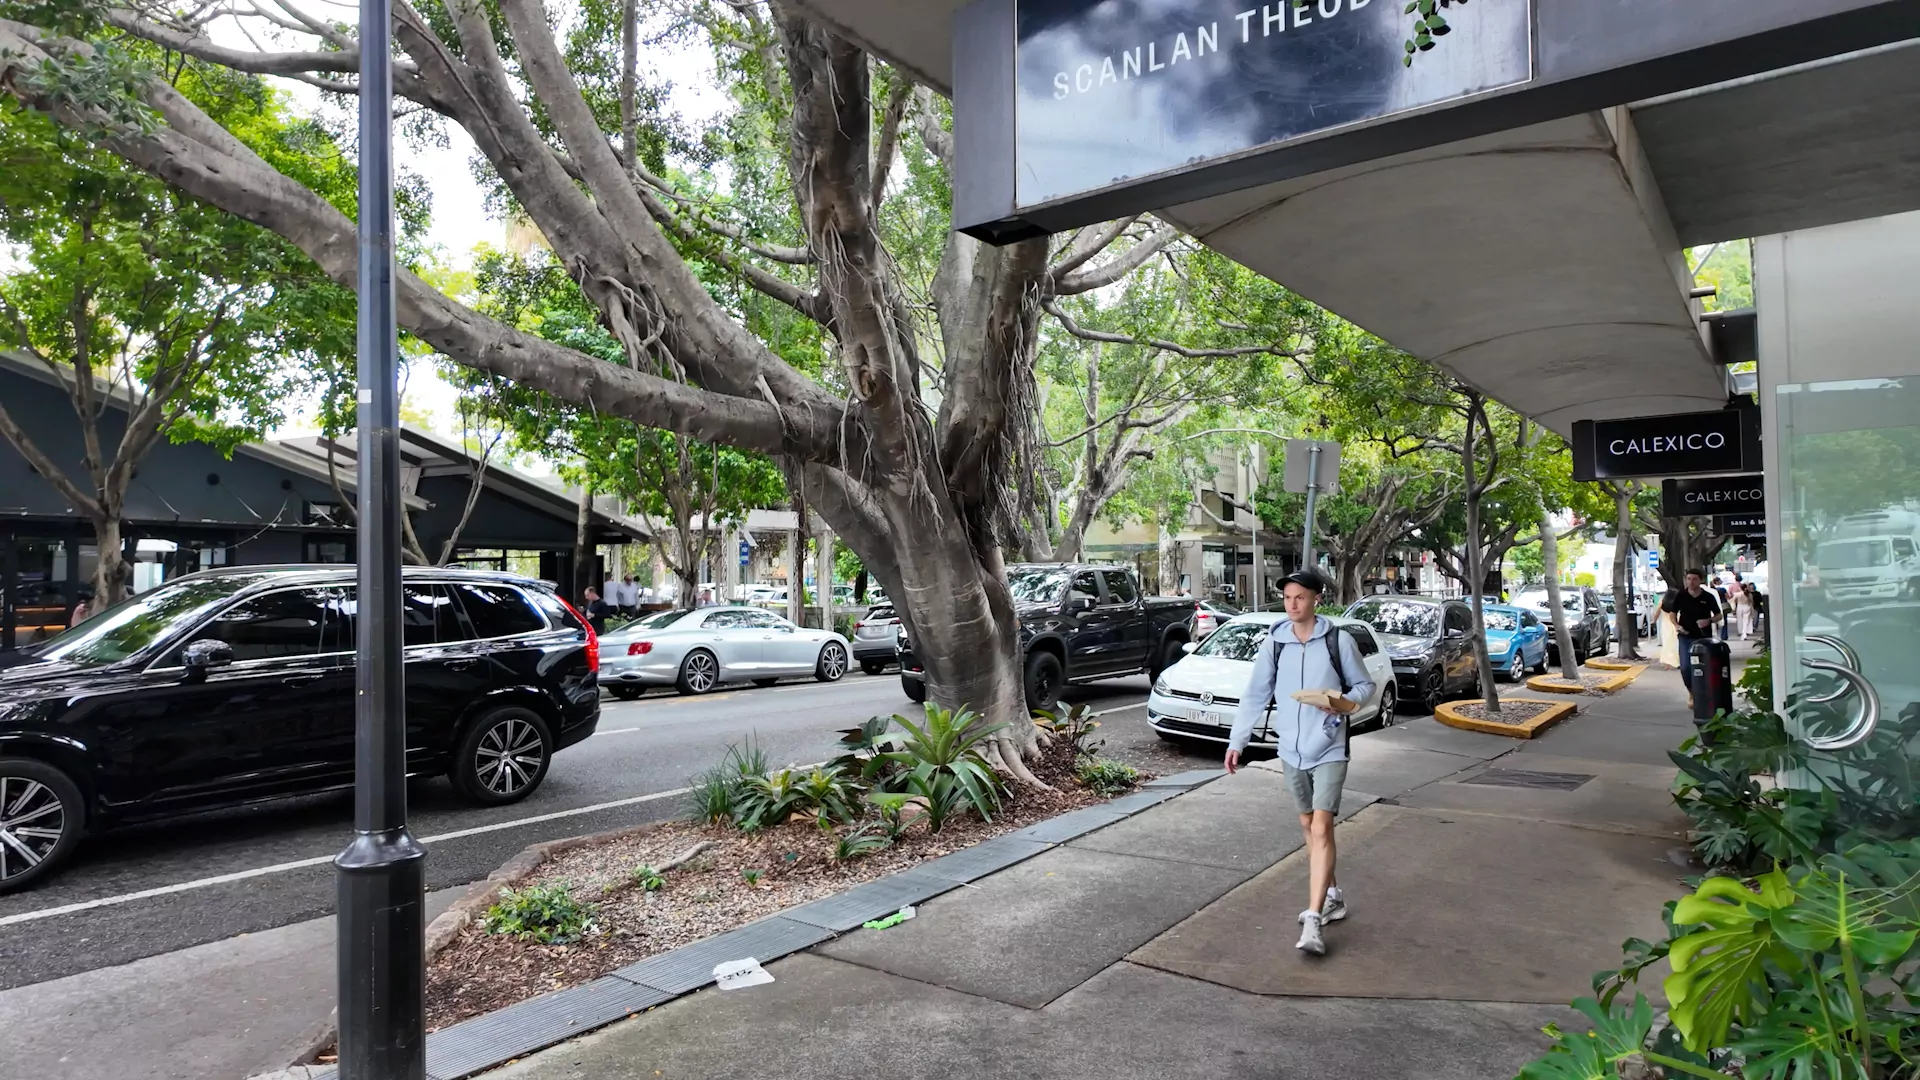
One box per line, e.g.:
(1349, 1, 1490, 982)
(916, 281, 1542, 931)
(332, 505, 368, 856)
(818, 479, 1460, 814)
(1662, 569, 1722, 701)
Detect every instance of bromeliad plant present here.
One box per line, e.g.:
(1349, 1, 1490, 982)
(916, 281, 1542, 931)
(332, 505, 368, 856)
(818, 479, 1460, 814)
(1521, 839, 1920, 1079)
(874, 704, 1007, 823)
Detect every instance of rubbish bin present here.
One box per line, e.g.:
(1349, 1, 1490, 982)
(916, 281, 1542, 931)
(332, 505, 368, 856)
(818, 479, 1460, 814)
(1690, 638, 1734, 724)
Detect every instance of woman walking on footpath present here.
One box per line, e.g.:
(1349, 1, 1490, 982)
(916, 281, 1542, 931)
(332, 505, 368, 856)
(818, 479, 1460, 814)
(1224, 570, 1374, 957)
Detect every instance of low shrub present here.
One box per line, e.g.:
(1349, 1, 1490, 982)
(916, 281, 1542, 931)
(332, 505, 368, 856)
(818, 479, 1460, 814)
(481, 883, 595, 945)
(741, 868, 764, 886)
(831, 823, 893, 862)
(631, 865, 664, 892)
(1034, 703, 1104, 761)
(1076, 759, 1140, 797)
(685, 739, 771, 826)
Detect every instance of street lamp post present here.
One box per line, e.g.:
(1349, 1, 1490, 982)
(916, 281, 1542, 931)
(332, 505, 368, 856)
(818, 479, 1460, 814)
(333, 0, 426, 1071)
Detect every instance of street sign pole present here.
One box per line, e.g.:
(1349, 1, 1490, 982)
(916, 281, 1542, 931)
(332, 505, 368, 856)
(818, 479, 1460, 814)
(334, 0, 427, 1071)
(1301, 443, 1323, 572)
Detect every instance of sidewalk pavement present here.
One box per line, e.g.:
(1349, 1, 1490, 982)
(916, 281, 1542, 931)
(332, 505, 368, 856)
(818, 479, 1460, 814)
(485, 666, 1720, 1080)
(0, 888, 461, 1080)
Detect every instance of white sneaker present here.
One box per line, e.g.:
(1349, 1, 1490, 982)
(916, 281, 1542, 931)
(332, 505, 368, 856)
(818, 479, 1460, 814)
(1322, 887, 1348, 924)
(1296, 911, 1326, 955)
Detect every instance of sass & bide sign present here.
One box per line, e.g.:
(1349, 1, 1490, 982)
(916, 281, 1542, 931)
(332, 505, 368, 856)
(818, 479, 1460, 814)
(1571, 408, 1754, 481)
(1662, 476, 1766, 520)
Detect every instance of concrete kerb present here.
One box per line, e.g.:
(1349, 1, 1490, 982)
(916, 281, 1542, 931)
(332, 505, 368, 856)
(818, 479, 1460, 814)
(1433, 698, 1579, 739)
(291, 771, 1224, 1080)
(1526, 665, 1647, 695)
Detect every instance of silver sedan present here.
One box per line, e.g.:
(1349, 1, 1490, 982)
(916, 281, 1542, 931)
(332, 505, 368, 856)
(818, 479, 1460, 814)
(598, 606, 852, 698)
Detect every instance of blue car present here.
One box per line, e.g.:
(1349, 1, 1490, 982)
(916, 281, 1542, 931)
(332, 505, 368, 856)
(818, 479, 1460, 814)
(1479, 604, 1548, 681)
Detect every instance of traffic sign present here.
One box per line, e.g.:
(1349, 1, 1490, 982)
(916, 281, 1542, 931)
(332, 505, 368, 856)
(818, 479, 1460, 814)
(738, 539, 751, 567)
(1647, 550, 1661, 569)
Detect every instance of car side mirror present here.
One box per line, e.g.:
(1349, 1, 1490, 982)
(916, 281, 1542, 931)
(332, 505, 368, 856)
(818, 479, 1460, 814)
(1181, 642, 1199, 654)
(1070, 596, 1096, 613)
(181, 639, 233, 680)
(1445, 627, 1465, 640)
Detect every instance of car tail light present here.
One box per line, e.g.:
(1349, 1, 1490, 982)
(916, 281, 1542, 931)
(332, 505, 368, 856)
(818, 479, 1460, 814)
(556, 596, 599, 672)
(628, 642, 653, 655)
(854, 621, 866, 631)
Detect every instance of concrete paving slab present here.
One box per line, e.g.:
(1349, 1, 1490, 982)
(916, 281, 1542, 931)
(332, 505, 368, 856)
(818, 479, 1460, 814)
(816, 845, 1251, 1008)
(0, 888, 459, 1080)
(1518, 709, 1695, 766)
(1399, 754, 1689, 839)
(1342, 739, 1491, 800)
(1359, 717, 1521, 760)
(1067, 769, 1307, 872)
(1129, 805, 1682, 1005)
(485, 952, 1579, 1080)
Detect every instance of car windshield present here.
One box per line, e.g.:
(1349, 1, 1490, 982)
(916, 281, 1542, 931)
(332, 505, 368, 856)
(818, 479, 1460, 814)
(1007, 568, 1071, 605)
(1480, 610, 1520, 631)
(1517, 591, 1581, 612)
(630, 609, 695, 631)
(30, 576, 253, 667)
(1822, 539, 1892, 570)
(1347, 600, 1439, 638)
(1194, 621, 1270, 660)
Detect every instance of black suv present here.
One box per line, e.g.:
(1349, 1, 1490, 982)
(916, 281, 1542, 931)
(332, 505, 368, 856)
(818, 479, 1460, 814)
(0, 566, 600, 892)
(1342, 595, 1480, 713)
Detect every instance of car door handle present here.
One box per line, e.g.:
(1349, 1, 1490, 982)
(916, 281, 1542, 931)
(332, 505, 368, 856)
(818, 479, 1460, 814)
(282, 674, 323, 687)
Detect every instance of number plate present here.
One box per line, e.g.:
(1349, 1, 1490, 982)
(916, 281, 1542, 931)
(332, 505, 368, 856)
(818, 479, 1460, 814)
(1184, 709, 1230, 727)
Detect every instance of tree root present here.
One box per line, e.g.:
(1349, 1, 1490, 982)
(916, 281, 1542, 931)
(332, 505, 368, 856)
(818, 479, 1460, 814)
(657, 840, 716, 875)
(988, 731, 1052, 791)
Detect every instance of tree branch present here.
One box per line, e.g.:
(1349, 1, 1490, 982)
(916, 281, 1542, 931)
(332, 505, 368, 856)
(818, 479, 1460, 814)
(1049, 216, 1137, 280)
(1043, 300, 1309, 361)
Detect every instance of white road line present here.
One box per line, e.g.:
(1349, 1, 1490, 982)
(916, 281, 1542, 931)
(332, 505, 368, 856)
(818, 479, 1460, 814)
(1, 700, 1148, 929)
(0, 785, 694, 929)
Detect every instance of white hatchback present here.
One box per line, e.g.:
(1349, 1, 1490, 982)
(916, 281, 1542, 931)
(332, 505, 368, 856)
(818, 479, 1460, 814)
(1146, 612, 1399, 750)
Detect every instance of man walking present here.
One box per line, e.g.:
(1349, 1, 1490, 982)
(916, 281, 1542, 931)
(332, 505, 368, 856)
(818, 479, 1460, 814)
(1225, 570, 1374, 957)
(581, 586, 612, 635)
(1661, 569, 1722, 702)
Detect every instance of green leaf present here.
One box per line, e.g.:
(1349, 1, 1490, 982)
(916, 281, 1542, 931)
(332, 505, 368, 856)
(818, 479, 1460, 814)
(1664, 870, 1797, 1052)
(1418, 0, 1436, 14)
(1515, 995, 1657, 1080)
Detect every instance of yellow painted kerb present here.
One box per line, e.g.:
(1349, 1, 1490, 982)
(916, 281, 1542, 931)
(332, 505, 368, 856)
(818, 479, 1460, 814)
(1434, 698, 1578, 739)
(1585, 658, 1639, 672)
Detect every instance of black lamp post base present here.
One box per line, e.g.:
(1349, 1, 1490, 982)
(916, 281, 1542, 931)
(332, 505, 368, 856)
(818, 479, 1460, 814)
(335, 828, 428, 1080)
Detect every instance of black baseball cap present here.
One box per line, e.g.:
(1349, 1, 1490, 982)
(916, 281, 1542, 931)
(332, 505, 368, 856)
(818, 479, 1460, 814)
(1279, 570, 1326, 595)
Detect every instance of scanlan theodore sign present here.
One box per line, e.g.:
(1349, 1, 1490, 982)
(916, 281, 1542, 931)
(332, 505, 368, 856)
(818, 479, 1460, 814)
(1013, 0, 1535, 208)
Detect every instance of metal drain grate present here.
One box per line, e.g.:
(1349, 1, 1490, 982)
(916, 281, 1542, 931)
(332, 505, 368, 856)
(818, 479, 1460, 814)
(1462, 769, 1594, 791)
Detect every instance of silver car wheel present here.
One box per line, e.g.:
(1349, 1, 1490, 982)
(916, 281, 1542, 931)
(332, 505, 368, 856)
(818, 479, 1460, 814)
(0, 777, 65, 883)
(683, 651, 718, 693)
(819, 643, 847, 681)
(473, 718, 547, 797)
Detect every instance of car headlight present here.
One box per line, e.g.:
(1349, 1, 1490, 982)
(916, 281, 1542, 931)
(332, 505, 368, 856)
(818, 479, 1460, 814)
(1388, 643, 1433, 662)
(1152, 678, 1170, 697)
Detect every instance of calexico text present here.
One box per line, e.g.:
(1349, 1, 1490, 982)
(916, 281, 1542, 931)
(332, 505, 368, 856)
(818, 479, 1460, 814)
(1607, 432, 1728, 457)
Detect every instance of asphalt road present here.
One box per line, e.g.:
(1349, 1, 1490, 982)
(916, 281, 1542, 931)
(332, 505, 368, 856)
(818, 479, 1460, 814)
(0, 671, 1153, 991)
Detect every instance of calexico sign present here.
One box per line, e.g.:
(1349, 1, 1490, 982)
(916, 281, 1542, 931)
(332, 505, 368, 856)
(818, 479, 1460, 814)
(1571, 408, 1756, 482)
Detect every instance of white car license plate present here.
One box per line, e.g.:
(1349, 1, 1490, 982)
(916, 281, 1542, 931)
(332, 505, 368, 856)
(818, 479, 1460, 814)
(1184, 709, 1230, 727)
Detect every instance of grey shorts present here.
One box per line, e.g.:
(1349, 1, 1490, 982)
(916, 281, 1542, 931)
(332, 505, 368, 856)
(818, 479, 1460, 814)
(1282, 760, 1349, 816)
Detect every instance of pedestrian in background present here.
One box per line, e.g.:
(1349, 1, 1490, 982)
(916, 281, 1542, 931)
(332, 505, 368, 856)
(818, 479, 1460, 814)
(1661, 571, 1721, 704)
(581, 586, 611, 635)
(1727, 573, 1753, 639)
(1225, 569, 1375, 957)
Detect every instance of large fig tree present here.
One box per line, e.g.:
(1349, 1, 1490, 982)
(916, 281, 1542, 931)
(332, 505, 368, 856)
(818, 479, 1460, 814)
(0, 0, 1182, 778)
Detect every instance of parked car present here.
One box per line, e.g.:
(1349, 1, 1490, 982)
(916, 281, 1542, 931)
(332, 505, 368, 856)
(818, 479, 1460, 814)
(598, 606, 850, 697)
(898, 564, 1195, 711)
(850, 605, 902, 674)
(1478, 604, 1549, 681)
(1342, 594, 1480, 713)
(1513, 586, 1610, 663)
(0, 566, 601, 893)
(1191, 600, 1241, 640)
(1145, 613, 1398, 748)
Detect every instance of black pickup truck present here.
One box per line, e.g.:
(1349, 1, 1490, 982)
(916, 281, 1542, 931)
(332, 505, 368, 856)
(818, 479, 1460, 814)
(898, 563, 1197, 712)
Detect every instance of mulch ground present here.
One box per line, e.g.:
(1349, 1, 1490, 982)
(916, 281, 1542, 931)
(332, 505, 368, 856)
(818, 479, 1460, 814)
(1447, 699, 1560, 726)
(1534, 672, 1626, 695)
(422, 739, 1137, 1032)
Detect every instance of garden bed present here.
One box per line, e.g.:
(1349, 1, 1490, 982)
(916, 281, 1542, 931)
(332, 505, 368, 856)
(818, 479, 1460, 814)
(1446, 700, 1559, 725)
(1434, 697, 1576, 739)
(422, 709, 1140, 1032)
(1525, 666, 1643, 695)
